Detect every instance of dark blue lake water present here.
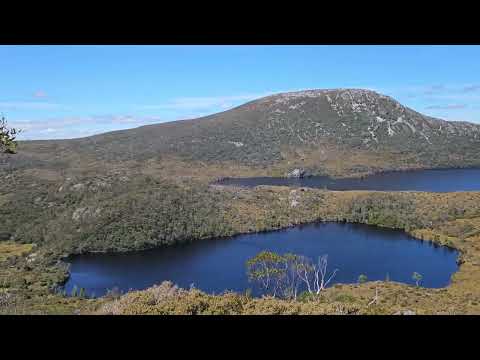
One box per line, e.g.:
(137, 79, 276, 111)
(215, 168, 480, 191)
(64, 222, 459, 298)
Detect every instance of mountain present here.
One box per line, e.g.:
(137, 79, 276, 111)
(2, 88, 480, 254)
(6, 89, 480, 179)
(3, 88, 480, 315)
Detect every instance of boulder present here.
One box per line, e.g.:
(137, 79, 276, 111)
(0, 232, 11, 241)
(393, 309, 416, 315)
(287, 168, 306, 178)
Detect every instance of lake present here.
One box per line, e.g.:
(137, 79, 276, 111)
(214, 168, 480, 192)
(64, 222, 459, 298)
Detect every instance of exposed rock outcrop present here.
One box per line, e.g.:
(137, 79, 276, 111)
(287, 168, 306, 178)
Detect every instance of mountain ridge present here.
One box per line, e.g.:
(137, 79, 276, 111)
(6, 88, 480, 179)
(18, 88, 480, 141)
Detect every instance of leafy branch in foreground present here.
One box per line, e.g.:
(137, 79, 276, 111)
(0, 116, 21, 154)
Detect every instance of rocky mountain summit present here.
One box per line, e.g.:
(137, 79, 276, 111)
(258, 88, 479, 147)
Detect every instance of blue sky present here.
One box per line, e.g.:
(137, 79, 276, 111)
(2, 45, 480, 140)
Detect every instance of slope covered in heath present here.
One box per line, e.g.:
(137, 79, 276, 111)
(2, 89, 480, 315)
(3, 88, 480, 253)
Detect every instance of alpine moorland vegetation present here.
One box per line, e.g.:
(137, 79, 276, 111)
(2, 89, 480, 314)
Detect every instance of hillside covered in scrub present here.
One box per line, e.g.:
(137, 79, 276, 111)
(2, 89, 480, 254)
(3, 187, 480, 315)
(2, 89, 480, 315)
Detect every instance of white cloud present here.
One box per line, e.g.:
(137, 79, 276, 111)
(9, 92, 283, 140)
(423, 84, 446, 95)
(425, 104, 468, 110)
(461, 85, 480, 93)
(12, 115, 164, 140)
(33, 90, 48, 99)
(0, 101, 64, 111)
(135, 92, 277, 112)
(424, 94, 480, 101)
(40, 128, 57, 133)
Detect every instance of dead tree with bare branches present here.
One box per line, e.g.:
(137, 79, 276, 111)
(296, 255, 339, 295)
(246, 252, 339, 299)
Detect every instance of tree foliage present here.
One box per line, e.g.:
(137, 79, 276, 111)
(0, 116, 20, 154)
(412, 272, 423, 287)
(358, 274, 368, 284)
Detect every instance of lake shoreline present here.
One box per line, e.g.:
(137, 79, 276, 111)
(5, 177, 480, 314)
(215, 164, 480, 182)
(213, 167, 480, 192)
(62, 220, 461, 298)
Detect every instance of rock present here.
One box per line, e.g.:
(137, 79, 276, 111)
(94, 180, 109, 188)
(72, 183, 85, 191)
(393, 309, 416, 315)
(287, 168, 306, 178)
(72, 207, 101, 221)
(72, 207, 87, 221)
(228, 141, 244, 148)
(26, 252, 38, 263)
(0, 232, 11, 241)
(289, 189, 301, 207)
